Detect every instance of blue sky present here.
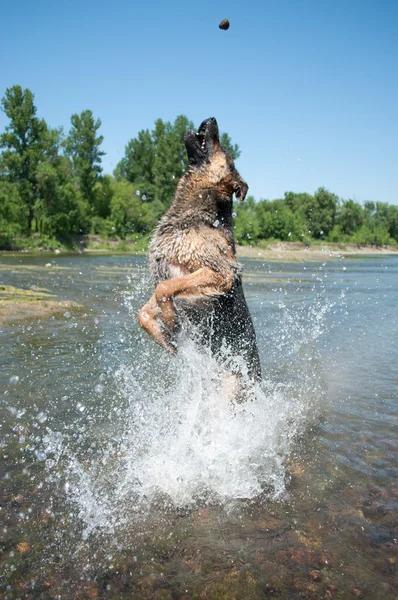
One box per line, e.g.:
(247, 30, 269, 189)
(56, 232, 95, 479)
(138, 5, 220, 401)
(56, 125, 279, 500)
(1, 0, 397, 204)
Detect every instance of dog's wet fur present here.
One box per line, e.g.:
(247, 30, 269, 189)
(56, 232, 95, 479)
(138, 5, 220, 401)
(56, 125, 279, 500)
(138, 118, 261, 395)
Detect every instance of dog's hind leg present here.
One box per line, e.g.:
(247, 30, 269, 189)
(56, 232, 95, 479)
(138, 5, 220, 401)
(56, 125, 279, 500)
(138, 294, 176, 353)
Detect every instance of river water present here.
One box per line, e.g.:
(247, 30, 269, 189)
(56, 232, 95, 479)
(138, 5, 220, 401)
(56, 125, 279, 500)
(1, 253, 397, 599)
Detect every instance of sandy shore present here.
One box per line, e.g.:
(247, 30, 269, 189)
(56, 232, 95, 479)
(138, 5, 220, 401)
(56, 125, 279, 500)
(237, 242, 398, 261)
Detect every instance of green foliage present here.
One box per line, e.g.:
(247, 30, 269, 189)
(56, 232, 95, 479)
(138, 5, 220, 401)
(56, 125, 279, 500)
(0, 181, 29, 248)
(152, 115, 194, 208)
(33, 150, 91, 239)
(65, 110, 104, 207)
(335, 199, 364, 236)
(0, 85, 59, 230)
(109, 180, 164, 237)
(114, 129, 155, 190)
(93, 174, 113, 219)
(283, 188, 338, 238)
(351, 223, 395, 247)
(256, 199, 308, 241)
(114, 116, 195, 209)
(1, 86, 397, 251)
(233, 196, 260, 244)
(220, 132, 241, 160)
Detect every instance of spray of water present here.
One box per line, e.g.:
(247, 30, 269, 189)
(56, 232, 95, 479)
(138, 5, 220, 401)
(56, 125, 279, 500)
(36, 272, 334, 540)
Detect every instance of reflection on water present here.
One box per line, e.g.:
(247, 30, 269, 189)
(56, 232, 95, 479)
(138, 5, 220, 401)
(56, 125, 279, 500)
(1, 253, 397, 599)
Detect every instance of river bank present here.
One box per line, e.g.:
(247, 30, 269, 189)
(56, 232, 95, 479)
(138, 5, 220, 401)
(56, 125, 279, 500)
(237, 241, 398, 261)
(2, 235, 398, 260)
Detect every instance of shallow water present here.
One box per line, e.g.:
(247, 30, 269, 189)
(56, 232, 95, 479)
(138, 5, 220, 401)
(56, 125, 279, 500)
(1, 253, 397, 599)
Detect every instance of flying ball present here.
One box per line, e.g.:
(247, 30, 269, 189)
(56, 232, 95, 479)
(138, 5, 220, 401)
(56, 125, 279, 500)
(219, 18, 230, 30)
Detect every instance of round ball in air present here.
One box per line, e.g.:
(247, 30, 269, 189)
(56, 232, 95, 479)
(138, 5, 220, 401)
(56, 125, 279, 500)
(219, 19, 230, 30)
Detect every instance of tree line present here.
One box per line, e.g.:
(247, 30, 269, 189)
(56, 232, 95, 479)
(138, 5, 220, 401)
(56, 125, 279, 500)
(1, 85, 397, 250)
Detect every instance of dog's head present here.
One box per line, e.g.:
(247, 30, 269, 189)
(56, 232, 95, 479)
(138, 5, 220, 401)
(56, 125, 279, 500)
(184, 117, 248, 201)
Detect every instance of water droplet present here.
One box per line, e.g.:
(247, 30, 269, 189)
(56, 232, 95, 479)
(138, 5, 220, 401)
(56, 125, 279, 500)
(232, 212, 237, 218)
(95, 384, 104, 395)
(213, 220, 220, 228)
(136, 190, 141, 196)
(34, 450, 47, 461)
(64, 312, 71, 319)
(142, 194, 147, 201)
(9, 375, 19, 385)
(37, 412, 47, 424)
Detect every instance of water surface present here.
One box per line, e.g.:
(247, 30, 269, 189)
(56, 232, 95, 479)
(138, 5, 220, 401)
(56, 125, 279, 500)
(1, 253, 397, 599)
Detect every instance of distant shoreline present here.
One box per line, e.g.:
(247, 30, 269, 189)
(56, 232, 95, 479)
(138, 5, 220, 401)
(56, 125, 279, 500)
(1, 238, 397, 261)
(236, 242, 398, 261)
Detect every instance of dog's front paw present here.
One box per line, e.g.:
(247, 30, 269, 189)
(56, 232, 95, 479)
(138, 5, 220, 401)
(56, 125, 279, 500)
(162, 328, 178, 354)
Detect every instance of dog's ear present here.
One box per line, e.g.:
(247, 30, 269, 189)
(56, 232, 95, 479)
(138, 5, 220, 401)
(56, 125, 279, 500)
(235, 180, 248, 201)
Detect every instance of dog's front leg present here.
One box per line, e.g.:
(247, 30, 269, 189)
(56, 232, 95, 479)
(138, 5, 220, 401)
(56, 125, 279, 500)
(155, 267, 233, 330)
(138, 294, 176, 353)
(139, 268, 233, 353)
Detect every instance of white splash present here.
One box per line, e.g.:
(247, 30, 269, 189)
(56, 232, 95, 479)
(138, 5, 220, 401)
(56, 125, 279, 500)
(37, 277, 333, 540)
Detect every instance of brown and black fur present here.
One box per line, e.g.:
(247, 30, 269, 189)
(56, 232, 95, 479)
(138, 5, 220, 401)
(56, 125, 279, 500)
(138, 117, 261, 386)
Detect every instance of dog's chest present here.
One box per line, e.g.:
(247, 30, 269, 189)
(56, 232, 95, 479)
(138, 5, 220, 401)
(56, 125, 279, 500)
(150, 225, 235, 276)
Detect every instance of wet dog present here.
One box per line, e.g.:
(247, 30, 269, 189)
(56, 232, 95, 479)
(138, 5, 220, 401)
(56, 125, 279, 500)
(138, 117, 261, 394)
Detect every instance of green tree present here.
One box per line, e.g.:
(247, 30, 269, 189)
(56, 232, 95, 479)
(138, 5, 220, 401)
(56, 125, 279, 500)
(386, 204, 398, 242)
(109, 180, 163, 237)
(93, 174, 113, 219)
(0, 85, 56, 230)
(34, 155, 90, 238)
(220, 132, 241, 160)
(114, 128, 155, 196)
(152, 115, 194, 208)
(256, 199, 307, 241)
(65, 110, 104, 208)
(352, 223, 393, 247)
(233, 196, 260, 244)
(304, 187, 338, 238)
(0, 181, 29, 247)
(335, 199, 364, 236)
(283, 189, 338, 238)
